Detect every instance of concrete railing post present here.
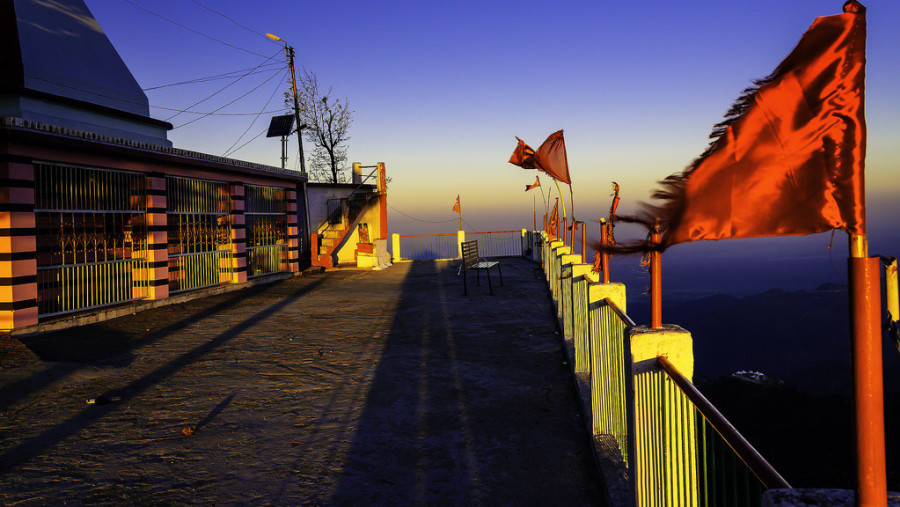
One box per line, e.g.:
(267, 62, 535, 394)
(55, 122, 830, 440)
(628, 324, 698, 505)
(521, 228, 527, 257)
(392, 233, 401, 263)
(457, 230, 466, 259)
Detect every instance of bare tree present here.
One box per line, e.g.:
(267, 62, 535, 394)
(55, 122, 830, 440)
(288, 69, 353, 183)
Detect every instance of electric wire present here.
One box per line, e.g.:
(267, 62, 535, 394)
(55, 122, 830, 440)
(189, 0, 281, 43)
(142, 63, 284, 90)
(173, 67, 287, 129)
(222, 69, 290, 157)
(26, 75, 283, 116)
(165, 49, 283, 122)
(388, 203, 460, 224)
(222, 127, 268, 159)
(122, 0, 270, 58)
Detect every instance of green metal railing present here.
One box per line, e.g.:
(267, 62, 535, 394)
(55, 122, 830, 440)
(653, 356, 791, 507)
(589, 298, 633, 461)
(560, 263, 573, 335)
(539, 233, 789, 507)
(572, 273, 592, 374)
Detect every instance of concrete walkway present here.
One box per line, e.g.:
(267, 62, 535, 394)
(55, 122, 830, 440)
(0, 258, 605, 505)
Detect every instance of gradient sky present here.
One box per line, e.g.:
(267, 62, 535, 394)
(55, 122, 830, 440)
(84, 0, 900, 281)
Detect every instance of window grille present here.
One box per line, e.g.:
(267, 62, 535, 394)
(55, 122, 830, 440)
(34, 162, 148, 317)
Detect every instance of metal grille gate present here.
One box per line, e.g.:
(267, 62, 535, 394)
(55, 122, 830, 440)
(35, 162, 149, 317)
(245, 184, 287, 277)
(166, 176, 232, 292)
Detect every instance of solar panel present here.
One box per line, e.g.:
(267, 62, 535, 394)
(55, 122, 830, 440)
(266, 114, 295, 137)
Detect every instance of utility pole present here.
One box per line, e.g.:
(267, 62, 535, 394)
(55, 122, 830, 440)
(267, 33, 312, 268)
(285, 45, 306, 175)
(266, 34, 306, 175)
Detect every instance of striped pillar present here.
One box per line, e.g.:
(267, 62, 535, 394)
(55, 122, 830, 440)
(0, 156, 37, 329)
(144, 172, 169, 300)
(286, 189, 299, 273)
(230, 183, 247, 283)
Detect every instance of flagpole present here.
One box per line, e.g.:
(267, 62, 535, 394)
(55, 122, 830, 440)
(533, 193, 536, 231)
(554, 179, 567, 246)
(568, 183, 576, 253)
(650, 219, 662, 329)
(848, 232, 887, 506)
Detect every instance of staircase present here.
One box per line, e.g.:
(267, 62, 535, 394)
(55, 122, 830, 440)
(314, 189, 379, 268)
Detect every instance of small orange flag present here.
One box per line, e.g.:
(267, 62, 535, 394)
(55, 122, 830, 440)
(452, 195, 460, 214)
(525, 176, 541, 192)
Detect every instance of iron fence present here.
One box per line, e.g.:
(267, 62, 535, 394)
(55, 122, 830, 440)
(590, 298, 633, 463)
(396, 233, 459, 260)
(34, 162, 149, 317)
(538, 233, 788, 507)
(468, 230, 524, 257)
(167, 176, 232, 292)
(652, 356, 790, 507)
(245, 184, 287, 277)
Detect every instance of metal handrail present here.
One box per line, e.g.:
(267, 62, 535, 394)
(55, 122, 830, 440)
(314, 166, 380, 233)
(399, 233, 458, 238)
(657, 355, 791, 490)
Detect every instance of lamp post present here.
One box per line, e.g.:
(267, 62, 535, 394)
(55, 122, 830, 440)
(267, 33, 313, 267)
(266, 33, 306, 175)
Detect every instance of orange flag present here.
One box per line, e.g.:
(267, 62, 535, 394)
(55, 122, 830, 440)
(452, 195, 460, 214)
(509, 137, 537, 169)
(525, 176, 541, 192)
(620, 1, 866, 250)
(509, 131, 571, 185)
(548, 200, 559, 238)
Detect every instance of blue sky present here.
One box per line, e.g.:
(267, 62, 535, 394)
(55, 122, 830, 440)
(86, 0, 900, 277)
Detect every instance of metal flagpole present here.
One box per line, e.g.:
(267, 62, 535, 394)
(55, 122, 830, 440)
(848, 232, 887, 505)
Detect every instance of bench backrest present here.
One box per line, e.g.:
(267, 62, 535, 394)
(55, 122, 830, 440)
(461, 240, 479, 269)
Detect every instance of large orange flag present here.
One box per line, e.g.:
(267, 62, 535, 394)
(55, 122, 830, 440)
(620, 1, 866, 249)
(509, 131, 571, 184)
(452, 195, 460, 214)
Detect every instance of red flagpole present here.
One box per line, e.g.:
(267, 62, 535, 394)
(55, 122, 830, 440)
(650, 219, 662, 329)
(849, 233, 887, 506)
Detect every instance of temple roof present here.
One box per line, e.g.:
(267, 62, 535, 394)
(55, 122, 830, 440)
(1, 0, 171, 143)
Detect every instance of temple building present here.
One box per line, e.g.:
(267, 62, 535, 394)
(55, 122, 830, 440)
(0, 0, 314, 331)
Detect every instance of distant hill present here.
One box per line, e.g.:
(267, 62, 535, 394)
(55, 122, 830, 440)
(628, 283, 900, 394)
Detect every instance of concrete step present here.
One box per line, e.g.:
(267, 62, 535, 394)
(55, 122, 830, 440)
(323, 230, 343, 239)
(319, 246, 329, 255)
(321, 238, 335, 247)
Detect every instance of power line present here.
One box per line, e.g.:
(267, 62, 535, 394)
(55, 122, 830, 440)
(388, 203, 460, 224)
(222, 69, 289, 157)
(121, 0, 270, 58)
(165, 49, 283, 122)
(190, 0, 280, 43)
(173, 68, 287, 129)
(26, 75, 285, 117)
(142, 63, 284, 90)
(222, 127, 268, 159)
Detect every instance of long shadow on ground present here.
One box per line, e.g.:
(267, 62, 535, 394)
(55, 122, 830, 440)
(329, 259, 605, 505)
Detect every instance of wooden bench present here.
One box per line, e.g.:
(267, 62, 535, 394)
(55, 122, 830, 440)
(460, 240, 502, 295)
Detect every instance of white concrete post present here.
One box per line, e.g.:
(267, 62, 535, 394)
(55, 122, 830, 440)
(457, 230, 466, 259)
